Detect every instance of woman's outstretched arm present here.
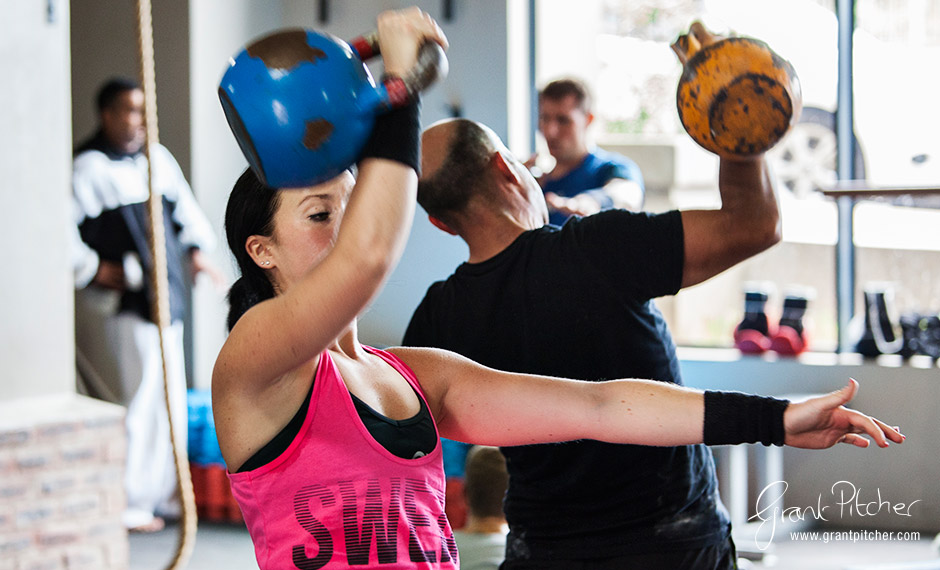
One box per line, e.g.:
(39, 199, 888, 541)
(393, 347, 904, 450)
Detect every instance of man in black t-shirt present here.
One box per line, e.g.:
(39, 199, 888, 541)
(404, 119, 782, 569)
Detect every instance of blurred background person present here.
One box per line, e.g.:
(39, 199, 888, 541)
(531, 77, 645, 225)
(453, 446, 510, 570)
(71, 76, 222, 532)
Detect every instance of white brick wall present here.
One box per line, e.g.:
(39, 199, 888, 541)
(0, 394, 127, 570)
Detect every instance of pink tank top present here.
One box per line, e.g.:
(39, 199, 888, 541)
(229, 346, 458, 569)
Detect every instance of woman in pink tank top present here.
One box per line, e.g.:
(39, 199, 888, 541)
(212, 8, 902, 570)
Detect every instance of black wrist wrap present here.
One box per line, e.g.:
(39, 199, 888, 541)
(703, 391, 790, 446)
(358, 99, 421, 174)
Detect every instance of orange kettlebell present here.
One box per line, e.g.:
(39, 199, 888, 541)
(672, 21, 802, 158)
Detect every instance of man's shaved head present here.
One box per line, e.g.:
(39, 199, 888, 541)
(418, 119, 501, 225)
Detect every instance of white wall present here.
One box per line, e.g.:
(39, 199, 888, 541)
(535, 0, 604, 86)
(188, 0, 285, 389)
(0, 1, 74, 399)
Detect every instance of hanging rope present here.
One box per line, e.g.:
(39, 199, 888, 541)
(134, 0, 198, 567)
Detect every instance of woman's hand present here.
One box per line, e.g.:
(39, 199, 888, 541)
(377, 7, 448, 78)
(783, 379, 905, 449)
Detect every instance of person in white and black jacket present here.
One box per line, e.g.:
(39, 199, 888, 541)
(71, 77, 221, 532)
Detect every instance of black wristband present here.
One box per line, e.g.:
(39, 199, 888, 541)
(703, 391, 790, 446)
(358, 99, 421, 174)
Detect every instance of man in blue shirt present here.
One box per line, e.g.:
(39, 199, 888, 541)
(534, 78, 645, 225)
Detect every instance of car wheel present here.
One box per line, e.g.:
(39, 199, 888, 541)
(768, 106, 866, 199)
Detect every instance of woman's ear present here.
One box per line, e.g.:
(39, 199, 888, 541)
(246, 235, 273, 269)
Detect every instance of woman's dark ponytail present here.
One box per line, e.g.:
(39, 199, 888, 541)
(224, 168, 281, 330)
(226, 274, 274, 331)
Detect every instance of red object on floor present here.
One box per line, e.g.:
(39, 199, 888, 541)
(445, 477, 467, 530)
(190, 463, 208, 519)
(190, 463, 244, 524)
(770, 325, 807, 356)
(734, 327, 771, 354)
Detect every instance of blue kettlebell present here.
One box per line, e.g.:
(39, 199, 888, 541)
(219, 28, 447, 188)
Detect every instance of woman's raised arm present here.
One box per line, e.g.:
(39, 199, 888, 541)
(215, 10, 447, 389)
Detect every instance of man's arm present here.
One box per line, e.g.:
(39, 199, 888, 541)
(545, 177, 644, 217)
(189, 248, 225, 289)
(679, 156, 781, 288)
(544, 157, 645, 216)
(152, 146, 224, 288)
(601, 177, 644, 211)
(156, 145, 218, 254)
(70, 157, 115, 290)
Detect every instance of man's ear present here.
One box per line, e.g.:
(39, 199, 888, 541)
(428, 215, 458, 236)
(491, 150, 522, 186)
(585, 111, 595, 127)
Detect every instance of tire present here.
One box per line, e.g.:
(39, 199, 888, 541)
(768, 106, 866, 199)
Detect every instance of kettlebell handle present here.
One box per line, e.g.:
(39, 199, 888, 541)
(348, 32, 448, 108)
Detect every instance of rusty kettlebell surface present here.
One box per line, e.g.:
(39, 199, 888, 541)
(672, 21, 802, 158)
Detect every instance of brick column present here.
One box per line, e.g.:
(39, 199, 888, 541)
(0, 393, 127, 570)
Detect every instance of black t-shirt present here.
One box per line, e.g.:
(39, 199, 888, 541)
(403, 210, 730, 559)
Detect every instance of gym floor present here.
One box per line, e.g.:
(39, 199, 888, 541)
(128, 522, 939, 570)
(128, 522, 258, 570)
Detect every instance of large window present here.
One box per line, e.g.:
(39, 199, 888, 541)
(536, 0, 940, 351)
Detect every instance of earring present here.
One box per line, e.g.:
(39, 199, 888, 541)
(263, 260, 270, 266)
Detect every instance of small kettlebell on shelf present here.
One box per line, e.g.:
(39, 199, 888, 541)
(672, 21, 802, 158)
(218, 28, 447, 188)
